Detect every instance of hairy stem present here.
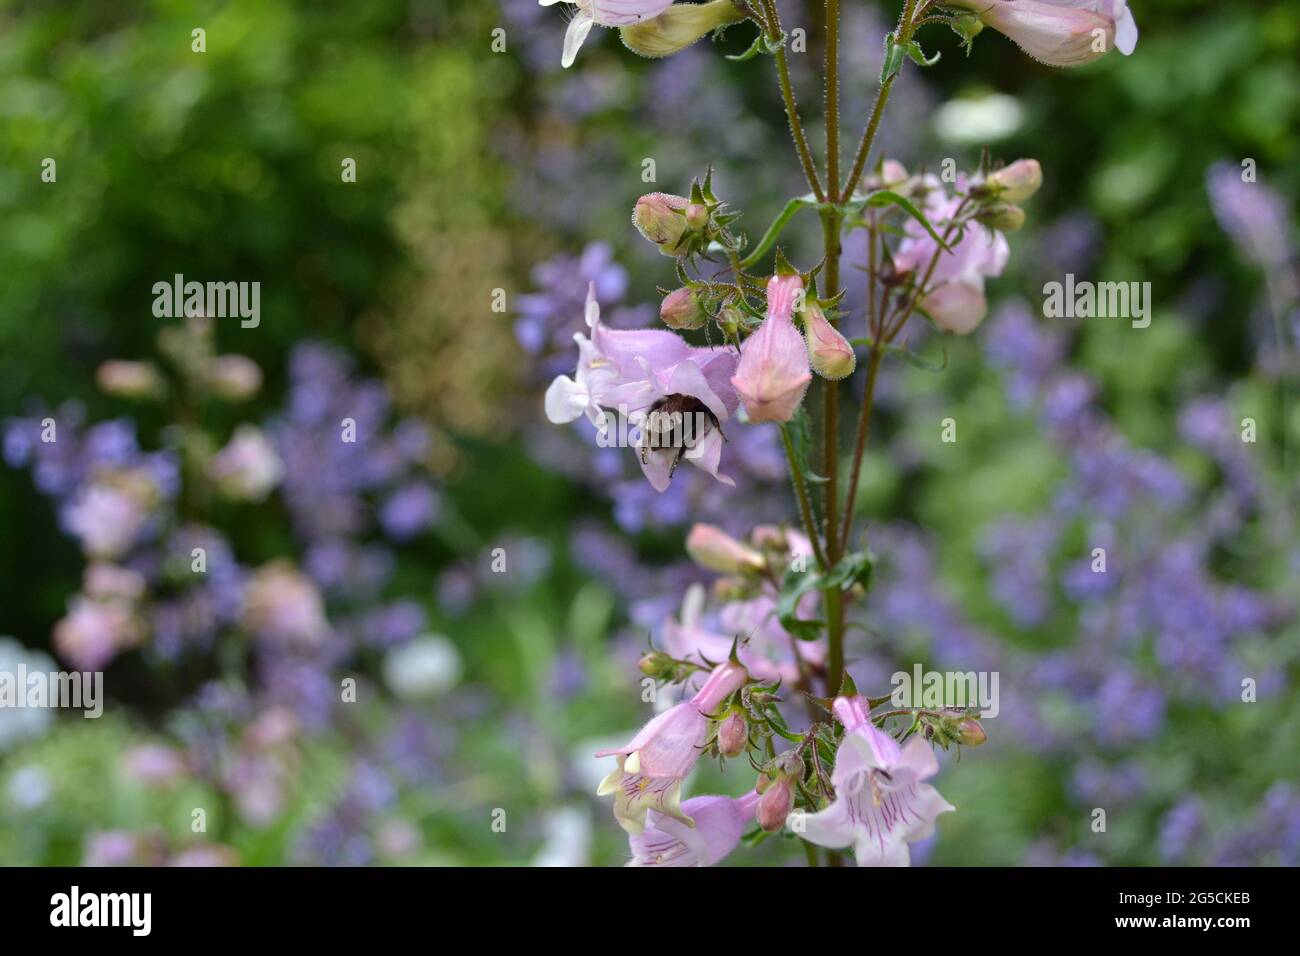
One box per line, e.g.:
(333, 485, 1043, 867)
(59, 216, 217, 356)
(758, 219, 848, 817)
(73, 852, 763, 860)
(842, 0, 919, 198)
(780, 423, 830, 573)
(825, 0, 841, 200)
(838, 340, 883, 548)
(820, 0, 846, 697)
(762, 0, 825, 203)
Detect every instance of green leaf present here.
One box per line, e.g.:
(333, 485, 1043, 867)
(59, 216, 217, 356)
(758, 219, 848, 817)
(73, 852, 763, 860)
(880, 32, 906, 84)
(821, 549, 875, 591)
(848, 339, 949, 373)
(726, 30, 768, 61)
(739, 195, 817, 269)
(776, 564, 826, 641)
(862, 190, 951, 251)
(905, 39, 940, 67)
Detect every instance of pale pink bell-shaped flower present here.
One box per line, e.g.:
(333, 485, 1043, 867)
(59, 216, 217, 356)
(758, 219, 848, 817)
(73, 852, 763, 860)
(921, 278, 988, 335)
(800, 696, 954, 866)
(596, 661, 748, 833)
(662, 584, 825, 686)
(895, 192, 1009, 335)
(628, 790, 760, 865)
(539, 0, 675, 68)
(731, 274, 813, 423)
(545, 283, 739, 492)
(947, 0, 1137, 66)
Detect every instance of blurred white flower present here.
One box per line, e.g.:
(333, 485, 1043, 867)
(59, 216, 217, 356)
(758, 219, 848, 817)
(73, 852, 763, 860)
(531, 806, 592, 867)
(0, 637, 57, 751)
(933, 93, 1024, 144)
(382, 635, 463, 700)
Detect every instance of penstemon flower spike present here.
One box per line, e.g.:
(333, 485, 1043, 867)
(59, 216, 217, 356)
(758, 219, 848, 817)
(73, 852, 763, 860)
(536, 0, 1140, 866)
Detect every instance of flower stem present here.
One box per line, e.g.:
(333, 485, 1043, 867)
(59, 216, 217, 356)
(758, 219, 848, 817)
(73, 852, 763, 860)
(838, 340, 883, 548)
(762, 0, 825, 203)
(780, 423, 829, 573)
(824, 0, 841, 200)
(820, 0, 846, 697)
(841, 0, 919, 198)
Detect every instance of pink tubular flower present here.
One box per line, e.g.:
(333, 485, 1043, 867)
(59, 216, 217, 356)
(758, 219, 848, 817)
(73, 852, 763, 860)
(947, 0, 1137, 66)
(596, 661, 748, 833)
(539, 0, 675, 68)
(629, 790, 760, 865)
(800, 696, 954, 866)
(685, 523, 765, 575)
(662, 585, 825, 686)
(895, 192, 1009, 335)
(545, 283, 739, 492)
(731, 274, 813, 423)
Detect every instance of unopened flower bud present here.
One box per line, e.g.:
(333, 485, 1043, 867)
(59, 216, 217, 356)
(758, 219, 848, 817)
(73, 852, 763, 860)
(862, 158, 909, 193)
(717, 305, 744, 338)
(952, 716, 987, 746)
(952, 12, 984, 41)
(660, 287, 708, 330)
(976, 201, 1026, 231)
(687, 523, 766, 575)
(685, 202, 709, 232)
(757, 775, 794, 832)
(717, 711, 747, 757)
(620, 0, 747, 59)
(208, 354, 263, 401)
(802, 301, 857, 380)
(639, 651, 677, 680)
(731, 274, 812, 423)
(96, 360, 164, 399)
(633, 192, 690, 256)
(984, 159, 1042, 203)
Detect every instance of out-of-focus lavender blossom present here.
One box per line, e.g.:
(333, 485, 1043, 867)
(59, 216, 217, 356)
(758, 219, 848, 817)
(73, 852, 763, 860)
(1159, 797, 1204, 863)
(1206, 162, 1294, 270)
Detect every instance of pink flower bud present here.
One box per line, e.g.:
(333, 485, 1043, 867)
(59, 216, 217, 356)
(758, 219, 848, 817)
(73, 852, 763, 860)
(96, 360, 164, 399)
(685, 202, 709, 231)
(717, 712, 747, 757)
(730, 274, 812, 423)
(946, 0, 1137, 67)
(633, 192, 690, 256)
(802, 301, 856, 380)
(686, 523, 766, 575)
(757, 775, 794, 832)
(922, 279, 988, 335)
(985, 159, 1043, 204)
(862, 158, 908, 193)
(660, 287, 707, 330)
(208, 354, 263, 401)
(953, 716, 987, 746)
